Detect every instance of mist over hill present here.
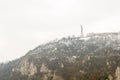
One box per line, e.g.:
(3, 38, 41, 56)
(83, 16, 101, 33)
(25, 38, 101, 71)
(0, 32, 120, 80)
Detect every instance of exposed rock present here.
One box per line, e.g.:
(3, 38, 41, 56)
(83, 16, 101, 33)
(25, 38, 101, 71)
(60, 63, 64, 68)
(40, 63, 51, 73)
(18, 59, 37, 76)
(29, 62, 37, 76)
(115, 66, 120, 80)
(108, 74, 113, 80)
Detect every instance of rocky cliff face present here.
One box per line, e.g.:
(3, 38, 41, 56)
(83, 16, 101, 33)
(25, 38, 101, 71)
(17, 59, 37, 76)
(115, 66, 120, 80)
(0, 33, 120, 80)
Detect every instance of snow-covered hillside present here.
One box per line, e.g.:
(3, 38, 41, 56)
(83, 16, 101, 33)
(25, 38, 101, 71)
(0, 32, 120, 80)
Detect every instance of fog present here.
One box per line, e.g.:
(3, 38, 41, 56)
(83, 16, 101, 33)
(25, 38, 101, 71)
(0, 0, 120, 62)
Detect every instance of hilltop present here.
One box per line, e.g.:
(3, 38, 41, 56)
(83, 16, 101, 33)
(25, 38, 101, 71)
(0, 32, 120, 80)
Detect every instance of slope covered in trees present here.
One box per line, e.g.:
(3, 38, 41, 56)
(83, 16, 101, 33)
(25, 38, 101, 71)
(0, 33, 120, 80)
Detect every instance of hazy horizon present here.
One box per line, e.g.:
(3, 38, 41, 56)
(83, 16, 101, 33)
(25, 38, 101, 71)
(0, 0, 120, 62)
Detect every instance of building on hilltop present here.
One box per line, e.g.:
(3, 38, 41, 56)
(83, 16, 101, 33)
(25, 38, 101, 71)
(86, 32, 120, 37)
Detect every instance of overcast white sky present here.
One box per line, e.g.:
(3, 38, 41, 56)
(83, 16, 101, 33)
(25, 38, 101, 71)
(0, 0, 120, 62)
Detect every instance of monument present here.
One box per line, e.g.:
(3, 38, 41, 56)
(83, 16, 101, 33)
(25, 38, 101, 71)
(80, 25, 84, 37)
